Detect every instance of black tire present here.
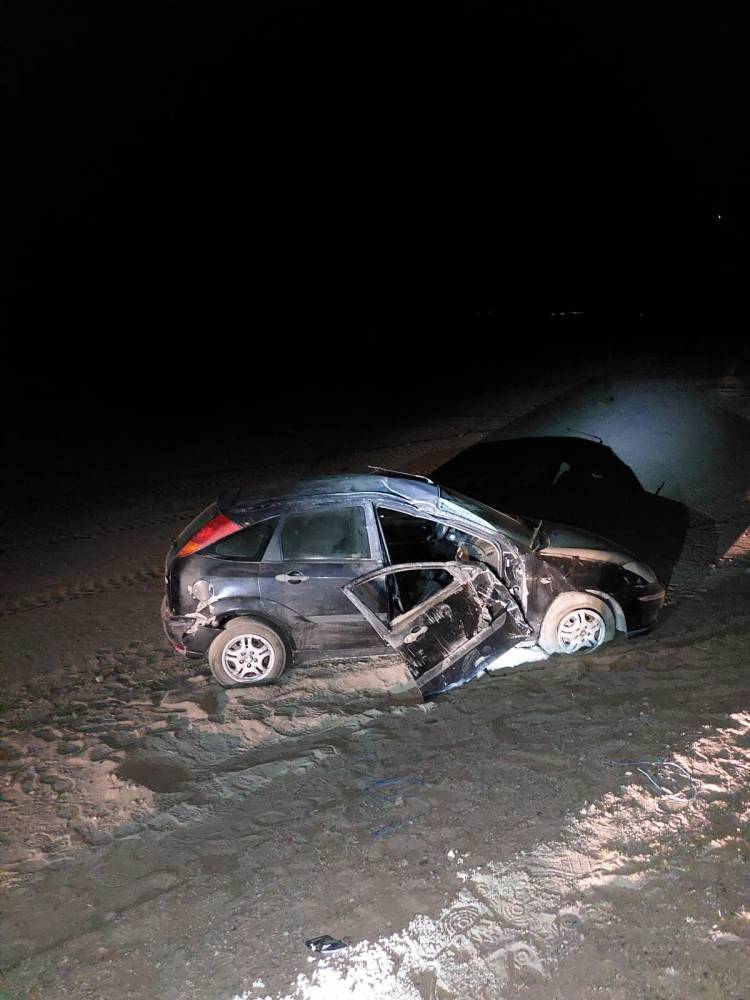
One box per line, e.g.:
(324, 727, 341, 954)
(538, 592, 615, 656)
(208, 617, 287, 687)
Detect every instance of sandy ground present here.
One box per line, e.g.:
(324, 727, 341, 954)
(1, 366, 749, 999)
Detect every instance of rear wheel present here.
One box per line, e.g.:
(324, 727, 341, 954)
(539, 593, 614, 655)
(208, 618, 287, 686)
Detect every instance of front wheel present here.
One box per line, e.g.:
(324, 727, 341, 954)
(538, 593, 614, 655)
(208, 618, 287, 687)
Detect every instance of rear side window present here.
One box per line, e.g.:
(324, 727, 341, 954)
(281, 506, 370, 560)
(211, 517, 278, 560)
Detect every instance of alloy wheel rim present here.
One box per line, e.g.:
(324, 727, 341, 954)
(556, 609, 606, 653)
(222, 634, 275, 680)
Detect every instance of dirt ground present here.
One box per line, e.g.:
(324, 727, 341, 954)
(1, 364, 749, 999)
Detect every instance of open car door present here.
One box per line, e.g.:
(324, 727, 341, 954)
(343, 561, 532, 698)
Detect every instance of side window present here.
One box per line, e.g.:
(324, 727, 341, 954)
(377, 506, 488, 564)
(211, 517, 278, 560)
(348, 567, 454, 626)
(281, 506, 370, 560)
(389, 567, 453, 618)
(351, 577, 389, 619)
(377, 508, 447, 562)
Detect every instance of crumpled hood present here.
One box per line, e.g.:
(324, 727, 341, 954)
(538, 520, 637, 565)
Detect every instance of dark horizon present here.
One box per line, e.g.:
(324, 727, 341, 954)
(3, 0, 747, 500)
(4, 1, 747, 334)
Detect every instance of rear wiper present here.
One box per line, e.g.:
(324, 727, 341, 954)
(529, 519, 543, 551)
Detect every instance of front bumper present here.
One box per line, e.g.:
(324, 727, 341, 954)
(161, 597, 219, 657)
(622, 582, 666, 637)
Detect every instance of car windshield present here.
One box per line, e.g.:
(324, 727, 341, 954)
(438, 487, 539, 549)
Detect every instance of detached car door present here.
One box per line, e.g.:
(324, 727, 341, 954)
(343, 561, 532, 698)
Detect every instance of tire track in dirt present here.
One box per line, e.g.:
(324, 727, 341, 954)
(246, 684, 750, 1000)
(0, 511, 196, 554)
(1, 621, 416, 902)
(0, 567, 162, 618)
(4, 604, 749, 991)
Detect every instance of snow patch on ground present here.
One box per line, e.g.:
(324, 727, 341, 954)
(485, 644, 549, 672)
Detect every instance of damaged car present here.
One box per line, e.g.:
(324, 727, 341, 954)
(162, 473, 665, 697)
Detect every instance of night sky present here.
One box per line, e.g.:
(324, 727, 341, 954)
(3, 0, 747, 482)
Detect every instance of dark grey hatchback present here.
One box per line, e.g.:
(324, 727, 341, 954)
(162, 473, 665, 698)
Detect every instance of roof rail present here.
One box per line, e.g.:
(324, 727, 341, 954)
(367, 466, 435, 484)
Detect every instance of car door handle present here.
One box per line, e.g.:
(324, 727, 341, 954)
(275, 571, 308, 584)
(403, 624, 428, 644)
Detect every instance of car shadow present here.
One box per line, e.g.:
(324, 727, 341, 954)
(429, 374, 749, 617)
(429, 435, 691, 587)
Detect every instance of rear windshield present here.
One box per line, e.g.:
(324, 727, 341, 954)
(438, 487, 534, 548)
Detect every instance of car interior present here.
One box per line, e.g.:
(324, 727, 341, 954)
(377, 507, 466, 562)
(376, 507, 488, 617)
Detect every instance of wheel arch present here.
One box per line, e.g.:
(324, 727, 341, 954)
(210, 599, 297, 656)
(584, 589, 626, 634)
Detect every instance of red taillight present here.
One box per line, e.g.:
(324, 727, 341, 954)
(177, 513, 242, 557)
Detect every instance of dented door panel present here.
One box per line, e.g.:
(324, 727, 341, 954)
(344, 561, 532, 698)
